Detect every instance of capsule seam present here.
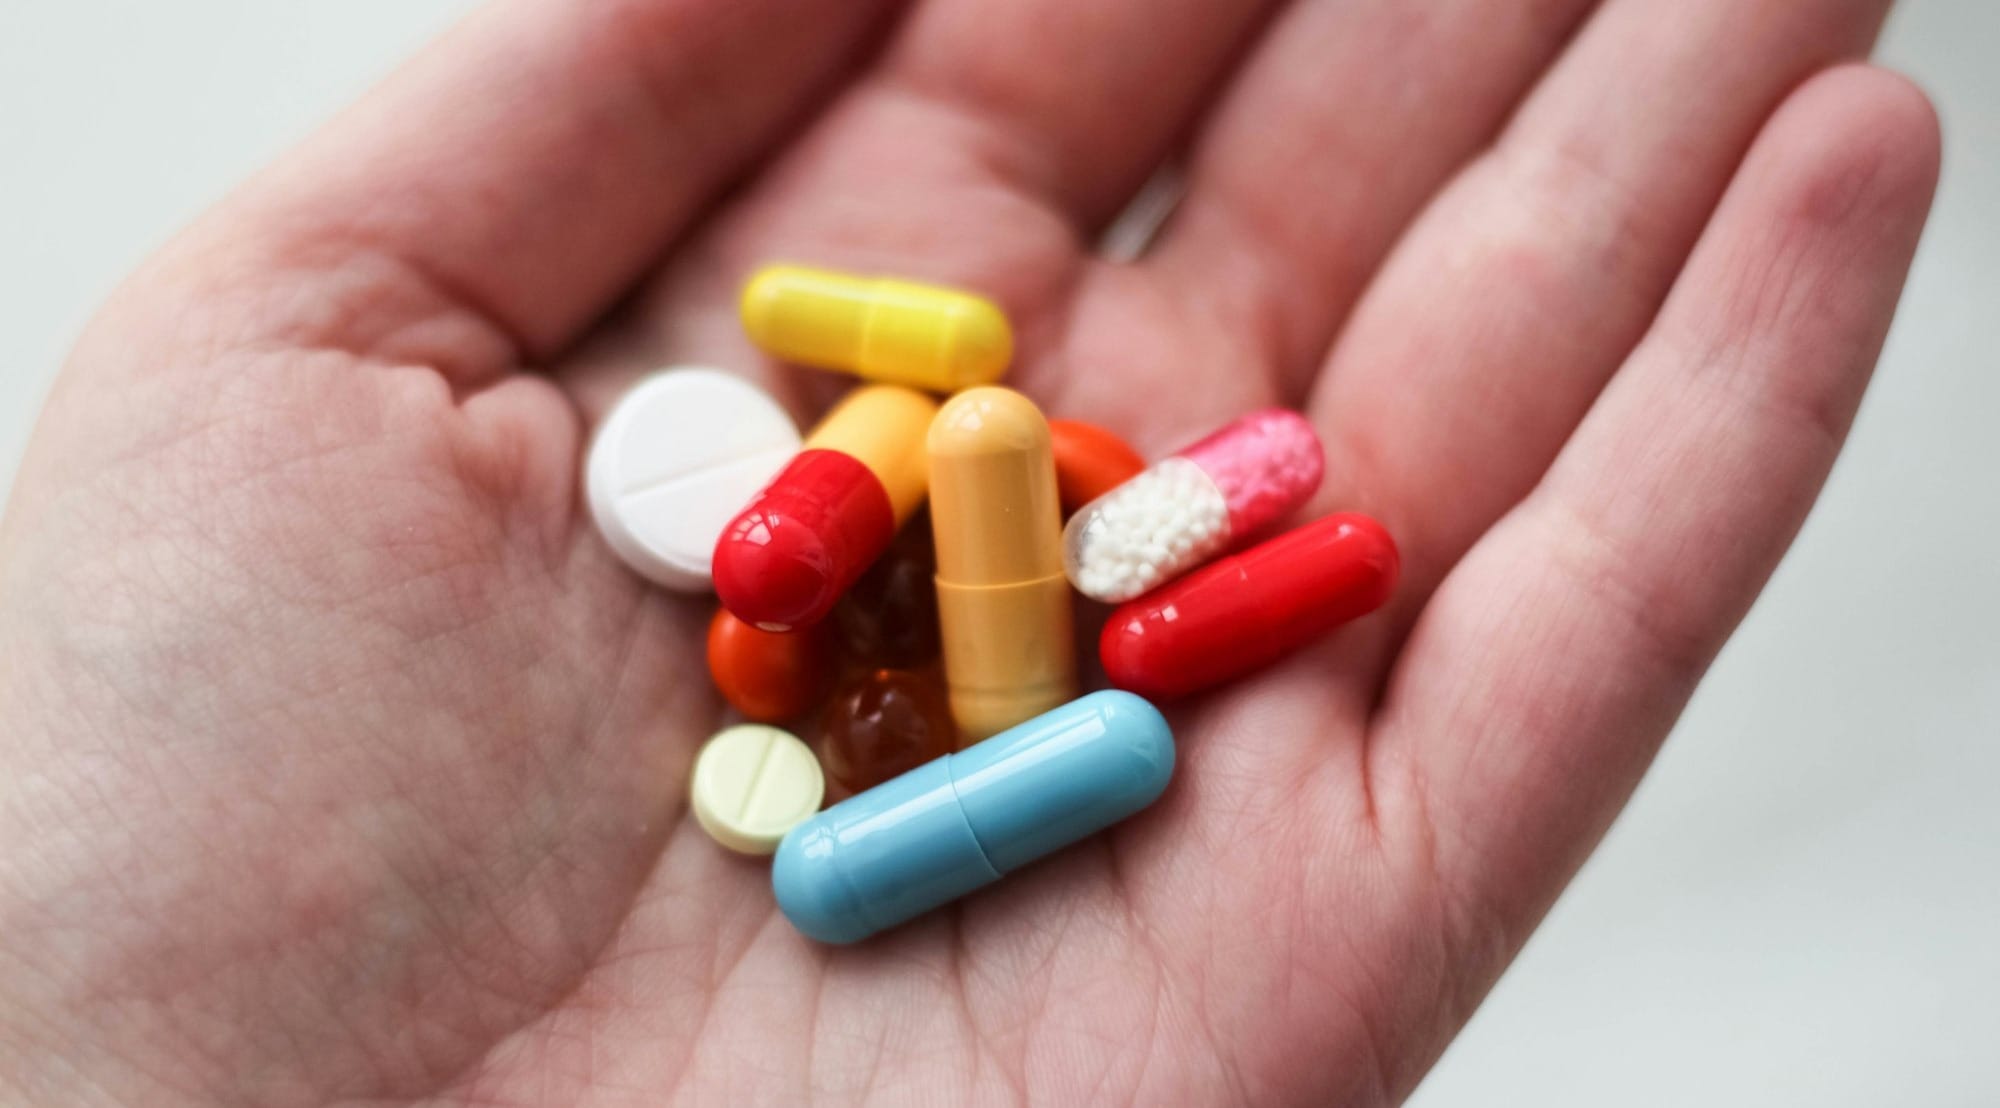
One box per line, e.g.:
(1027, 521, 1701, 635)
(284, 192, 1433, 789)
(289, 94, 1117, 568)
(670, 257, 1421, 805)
(942, 758, 1007, 878)
(826, 836, 881, 938)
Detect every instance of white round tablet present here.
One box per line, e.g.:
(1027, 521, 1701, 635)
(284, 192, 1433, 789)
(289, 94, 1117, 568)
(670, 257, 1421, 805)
(587, 368, 801, 592)
(690, 724, 825, 855)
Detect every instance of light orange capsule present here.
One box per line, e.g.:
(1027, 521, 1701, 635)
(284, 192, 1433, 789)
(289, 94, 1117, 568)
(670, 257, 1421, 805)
(928, 387, 1077, 743)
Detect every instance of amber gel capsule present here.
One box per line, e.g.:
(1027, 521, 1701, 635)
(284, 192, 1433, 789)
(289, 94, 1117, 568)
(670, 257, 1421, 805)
(740, 265, 1013, 392)
(819, 669, 955, 795)
(832, 520, 941, 669)
(929, 387, 1077, 742)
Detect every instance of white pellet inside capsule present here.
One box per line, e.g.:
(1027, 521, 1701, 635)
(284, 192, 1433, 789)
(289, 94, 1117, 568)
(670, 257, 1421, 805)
(1062, 458, 1230, 603)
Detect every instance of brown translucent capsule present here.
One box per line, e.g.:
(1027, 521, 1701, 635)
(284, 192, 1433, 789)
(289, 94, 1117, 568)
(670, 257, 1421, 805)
(818, 668, 954, 795)
(832, 517, 940, 669)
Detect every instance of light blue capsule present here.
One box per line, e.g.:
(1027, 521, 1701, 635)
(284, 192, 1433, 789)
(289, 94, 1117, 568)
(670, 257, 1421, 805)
(772, 690, 1175, 943)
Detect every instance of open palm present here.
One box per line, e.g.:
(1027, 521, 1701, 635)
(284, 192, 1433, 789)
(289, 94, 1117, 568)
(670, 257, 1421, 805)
(0, 0, 1936, 1104)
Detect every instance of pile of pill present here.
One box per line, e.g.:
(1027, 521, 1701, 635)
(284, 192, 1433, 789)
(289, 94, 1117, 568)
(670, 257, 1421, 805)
(587, 264, 1399, 944)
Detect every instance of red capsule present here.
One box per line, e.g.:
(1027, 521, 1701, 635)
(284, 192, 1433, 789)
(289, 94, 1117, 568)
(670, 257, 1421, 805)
(712, 387, 936, 632)
(713, 450, 894, 631)
(1099, 513, 1398, 700)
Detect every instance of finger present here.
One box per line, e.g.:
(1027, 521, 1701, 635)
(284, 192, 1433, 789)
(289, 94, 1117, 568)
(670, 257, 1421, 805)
(562, 0, 1279, 423)
(1140, 0, 1604, 396)
(1370, 66, 1938, 952)
(1303, 0, 1894, 616)
(866, 0, 1279, 232)
(164, 0, 901, 380)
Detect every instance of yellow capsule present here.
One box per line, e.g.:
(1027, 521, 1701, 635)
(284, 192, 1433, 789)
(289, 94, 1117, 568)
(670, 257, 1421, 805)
(740, 264, 1013, 393)
(929, 387, 1076, 744)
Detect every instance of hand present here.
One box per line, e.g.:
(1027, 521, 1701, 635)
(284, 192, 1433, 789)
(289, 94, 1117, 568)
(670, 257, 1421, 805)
(0, 0, 1936, 1103)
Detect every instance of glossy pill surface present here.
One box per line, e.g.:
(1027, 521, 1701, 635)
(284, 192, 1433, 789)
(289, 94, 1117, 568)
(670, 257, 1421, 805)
(691, 725, 825, 855)
(774, 690, 1173, 944)
(819, 668, 954, 795)
(1048, 418, 1146, 516)
(587, 369, 800, 591)
(929, 387, 1076, 742)
(706, 608, 832, 722)
(1100, 513, 1398, 700)
(1064, 409, 1323, 603)
(741, 264, 1012, 392)
(714, 385, 937, 631)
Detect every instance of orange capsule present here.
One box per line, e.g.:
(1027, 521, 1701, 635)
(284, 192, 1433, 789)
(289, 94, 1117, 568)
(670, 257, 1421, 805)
(1048, 419, 1146, 516)
(706, 608, 833, 722)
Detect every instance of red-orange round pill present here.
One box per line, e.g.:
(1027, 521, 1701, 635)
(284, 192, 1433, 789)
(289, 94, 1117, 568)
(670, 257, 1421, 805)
(1048, 419, 1145, 515)
(706, 607, 833, 722)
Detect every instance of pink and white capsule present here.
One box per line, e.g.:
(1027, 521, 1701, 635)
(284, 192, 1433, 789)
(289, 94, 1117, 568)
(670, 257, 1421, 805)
(1062, 409, 1324, 603)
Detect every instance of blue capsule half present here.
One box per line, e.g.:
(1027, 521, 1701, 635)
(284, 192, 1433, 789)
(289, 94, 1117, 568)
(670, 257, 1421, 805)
(773, 689, 1175, 943)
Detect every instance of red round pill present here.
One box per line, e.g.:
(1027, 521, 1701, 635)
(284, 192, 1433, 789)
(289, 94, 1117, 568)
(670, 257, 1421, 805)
(706, 607, 834, 722)
(819, 668, 955, 795)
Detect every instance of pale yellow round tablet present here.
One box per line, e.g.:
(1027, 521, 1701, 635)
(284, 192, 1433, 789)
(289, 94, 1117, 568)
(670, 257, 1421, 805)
(690, 724, 825, 855)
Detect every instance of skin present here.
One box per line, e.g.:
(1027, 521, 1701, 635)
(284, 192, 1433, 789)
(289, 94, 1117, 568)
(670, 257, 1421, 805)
(0, 0, 1939, 1104)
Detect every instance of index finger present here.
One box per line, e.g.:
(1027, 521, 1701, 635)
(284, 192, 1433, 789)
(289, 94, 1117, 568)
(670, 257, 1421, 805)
(180, 0, 901, 378)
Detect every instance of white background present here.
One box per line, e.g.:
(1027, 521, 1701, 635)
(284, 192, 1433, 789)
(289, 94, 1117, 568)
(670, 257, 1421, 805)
(1, 3, 1993, 1104)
